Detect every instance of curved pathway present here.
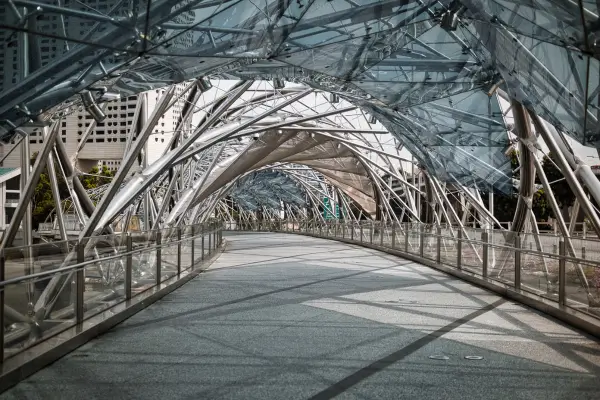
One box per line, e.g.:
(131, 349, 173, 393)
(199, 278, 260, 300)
(3, 233, 600, 400)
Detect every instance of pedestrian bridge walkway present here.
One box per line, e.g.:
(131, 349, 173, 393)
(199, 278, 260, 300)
(3, 233, 600, 399)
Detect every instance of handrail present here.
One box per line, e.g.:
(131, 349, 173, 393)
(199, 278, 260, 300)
(228, 219, 600, 324)
(0, 221, 225, 368)
(0, 229, 215, 289)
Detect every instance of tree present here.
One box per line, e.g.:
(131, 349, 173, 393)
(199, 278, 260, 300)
(29, 153, 113, 229)
(80, 165, 113, 190)
(481, 150, 570, 226)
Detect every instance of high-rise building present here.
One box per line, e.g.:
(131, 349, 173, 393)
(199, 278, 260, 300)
(0, 83, 189, 172)
(0, 0, 195, 92)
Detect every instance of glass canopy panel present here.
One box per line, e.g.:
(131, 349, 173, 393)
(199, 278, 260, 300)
(280, 0, 433, 50)
(6, 0, 594, 197)
(351, 81, 484, 107)
(231, 171, 307, 212)
(469, 19, 598, 144)
(146, 0, 278, 58)
(460, 0, 581, 46)
(273, 31, 413, 79)
(111, 56, 234, 96)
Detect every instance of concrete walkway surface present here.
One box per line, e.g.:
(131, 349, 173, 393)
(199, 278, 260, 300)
(3, 233, 600, 399)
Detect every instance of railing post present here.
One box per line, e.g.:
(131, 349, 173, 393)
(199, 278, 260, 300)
(391, 223, 396, 249)
(559, 240, 566, 306)
(201, 225, 205, 261)
(177, 228, 182, 276)
(405, 222, 409, 252)
(456, 229, 462, 269)
(482, 230, 489, 278)
(208, 224, 212, 254)
(380, 223, 384, 246)
(419, 224, 425, 257)
(369, 223, 373, 244)
(342, 221, 345, 238)
(515, 234, 521, 290)
(125, 234, 133, 300)
(74, 242, 85, 324)
(360, 225, 363, 243)
(0, 250, 4, 363)
(190, 226, 195, 270)
(436, 226, 442, 263)
(156, 231, 162, 285)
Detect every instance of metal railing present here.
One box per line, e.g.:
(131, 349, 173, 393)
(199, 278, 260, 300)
(226, 220, 600, 327)
(0, 221, 224, 363)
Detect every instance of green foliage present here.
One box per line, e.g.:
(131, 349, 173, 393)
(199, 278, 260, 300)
(481, 150, 574, 225)
(30, 153, 113, 229)
(80, 165, 113, 190)
(539, 153, 575, 209)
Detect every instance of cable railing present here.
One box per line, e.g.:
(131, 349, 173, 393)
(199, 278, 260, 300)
(0, 221, 224, 365)
(226, 219, 600, 334)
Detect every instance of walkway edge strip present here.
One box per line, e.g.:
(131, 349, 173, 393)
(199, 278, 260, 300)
(290, 232, 600, 340)
(0, 240, 227, 393)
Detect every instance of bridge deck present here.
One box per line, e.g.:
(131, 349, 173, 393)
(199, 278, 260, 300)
(3, 233, 600, 400)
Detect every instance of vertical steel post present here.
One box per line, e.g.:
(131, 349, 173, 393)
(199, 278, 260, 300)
(559, 240, 566, 306)
(360, 225, 363, 242)
(351, 223, 354, 240)
(436, 226, 442, 263)
(125, 235, 132, 300)
(190, 225, 195, 270)
(156, 231, 162, 285)
(369, 224, 373, 244)
(405, 222, 409, 252)
(177, 228, 182, 276)
(515, 235, 521, 290)
(457, 229, 463, 269)
(380, 223, 384, 246)
(76, 242, 85, 323)
(392, 223, 396, 249)
(201, 225, 205, 261)
(482, 230, 489, 278)
(208, 224, 212, 254)
(419, 224, 425, 257)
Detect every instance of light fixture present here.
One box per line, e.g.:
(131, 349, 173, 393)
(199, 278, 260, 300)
(198, 77, 212, 92)
(330, 93, 339, 103)
(252, 133, 259, 140)
(80, 90, 106, 123)
(99, 92, 121, 102)
(440, 11, 459, 31)
(440, 1, 465, 32)
(369, 115, 377, 124)
(273, 78, 285, 89)
(487, 78, 505, 97)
